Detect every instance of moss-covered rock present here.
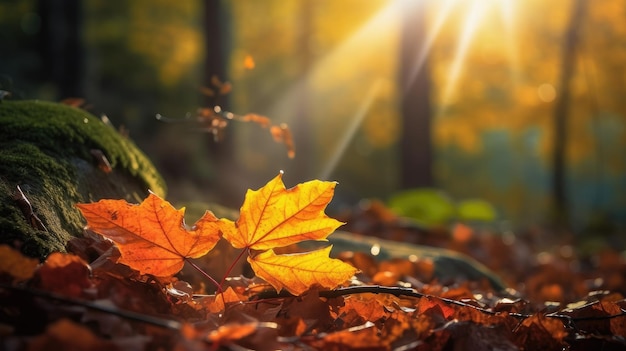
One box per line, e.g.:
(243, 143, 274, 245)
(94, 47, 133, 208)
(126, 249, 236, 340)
(326, 231, 507, 291)
(0, 100, 166, 259)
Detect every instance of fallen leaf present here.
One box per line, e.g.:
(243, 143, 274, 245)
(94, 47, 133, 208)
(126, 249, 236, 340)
(206, 322, 259, 344)
(202, 287, 242, 313)
(27, 318, 120, 351)
(514, 314, 567, 350)
(36, 252, 92, 297)
(280, 291, 336, 332)
(418, 297, 456, 321)
(433, 321, 519, 351)
(0, 245, 39, 283)
(76, 193, 221, 277)
(339, 295, 388, 326)
(316, 322, 386, 350)
(221, 172, 343, 251)
(248, 247, 357, 295)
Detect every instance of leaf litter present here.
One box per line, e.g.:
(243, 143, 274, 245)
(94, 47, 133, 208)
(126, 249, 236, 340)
(1, 173, 625, 350)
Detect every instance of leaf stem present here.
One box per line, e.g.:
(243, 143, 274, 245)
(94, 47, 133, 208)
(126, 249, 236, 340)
(185, 258, 223, 294)
(219, 248, 248, 288)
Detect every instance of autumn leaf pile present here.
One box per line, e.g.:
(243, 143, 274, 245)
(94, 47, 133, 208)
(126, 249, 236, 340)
(2, 173, 626, 350)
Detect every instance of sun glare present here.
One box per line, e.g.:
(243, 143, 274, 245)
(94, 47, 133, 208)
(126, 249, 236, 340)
(499, 0, 521, 83)
(235, 0, 520, 180)
(399, 0, 455, 95)
(394, 0, 519, 114)
(439, 1, 486, 109)
(258, 3, 397, 178)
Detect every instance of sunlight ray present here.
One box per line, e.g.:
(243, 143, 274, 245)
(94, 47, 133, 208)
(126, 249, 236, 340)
(438, 1, 485, 112)
(249, 2, 398, 177)
(500, 0, 521, 84)
(265, 2, 397, 120)
(401, 0, 456, 95)
(318, 80, 382, 180)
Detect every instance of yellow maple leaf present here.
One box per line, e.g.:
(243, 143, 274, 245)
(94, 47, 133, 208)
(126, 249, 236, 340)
(221, 172, 343, 250)
(220, 172, 357, 295)
(248, 246, 357, 295)
(76, 193, 221, 277)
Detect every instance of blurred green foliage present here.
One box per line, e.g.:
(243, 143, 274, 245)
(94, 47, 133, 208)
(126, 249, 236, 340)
(388, 188, 497, 227)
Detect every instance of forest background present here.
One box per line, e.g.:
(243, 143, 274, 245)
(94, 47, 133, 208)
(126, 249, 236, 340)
(2, 0, 625, 238)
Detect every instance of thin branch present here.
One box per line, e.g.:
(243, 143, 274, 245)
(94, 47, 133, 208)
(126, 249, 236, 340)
(250, 285, 626, 323)
(0, 283, 182, 330)
(251, 285, 510, 316)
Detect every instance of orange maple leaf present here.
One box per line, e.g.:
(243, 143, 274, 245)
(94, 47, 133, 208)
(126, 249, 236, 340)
(221, 172, 343, 250)
(76, 193, 221, 277)
(221, 172, 357, 294)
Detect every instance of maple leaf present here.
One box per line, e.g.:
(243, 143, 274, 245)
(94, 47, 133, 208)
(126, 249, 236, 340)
(221, 172, 343, 250)
(76, 193, 221, 277)
(248, 247, 357, 295)
(221, 172, 357, 295)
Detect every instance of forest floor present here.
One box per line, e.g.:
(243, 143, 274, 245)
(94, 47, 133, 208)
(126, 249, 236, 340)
(1, 198, 625, 351)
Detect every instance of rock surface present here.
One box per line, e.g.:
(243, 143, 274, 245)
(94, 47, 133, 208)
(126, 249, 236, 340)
(0, 100, 166, 259)
(326, 231, 507, 291)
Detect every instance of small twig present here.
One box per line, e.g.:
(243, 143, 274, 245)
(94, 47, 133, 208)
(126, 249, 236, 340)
(251, 285, 507, 316)
(250, 285, 626, 324)
(0, 283, 182, 330)
(13, 185, 48, 232)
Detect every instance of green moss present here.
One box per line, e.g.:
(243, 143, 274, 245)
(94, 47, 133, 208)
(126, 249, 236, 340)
(0, 100, 166, 258)
(0, 100, 166, 195)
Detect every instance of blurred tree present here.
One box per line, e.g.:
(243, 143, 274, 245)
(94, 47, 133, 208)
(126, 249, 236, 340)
(291, 0, 314, 181)
(399, 1, 433, 188)
(203, 0, 237, 205)
(37, 0, 83, 98)
(551, 0, 586, 229)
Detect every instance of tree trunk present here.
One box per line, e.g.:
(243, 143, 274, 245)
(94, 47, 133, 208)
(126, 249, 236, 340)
(203, 0, 237, 206)
(551, 0, 586, 229)
(37, 0, 84, 99)
(399, 1, 434, 189)
(290, 0, 314, 182)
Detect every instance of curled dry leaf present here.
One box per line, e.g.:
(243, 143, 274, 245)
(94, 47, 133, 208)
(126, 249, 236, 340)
(206, 322, 259, 344)
(270, 123, 295, 159)
(315, 322, 383, 350)
(36, 252, 92, 298)
(13, 185, 47, 232)
(90, 149, 112, 173)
